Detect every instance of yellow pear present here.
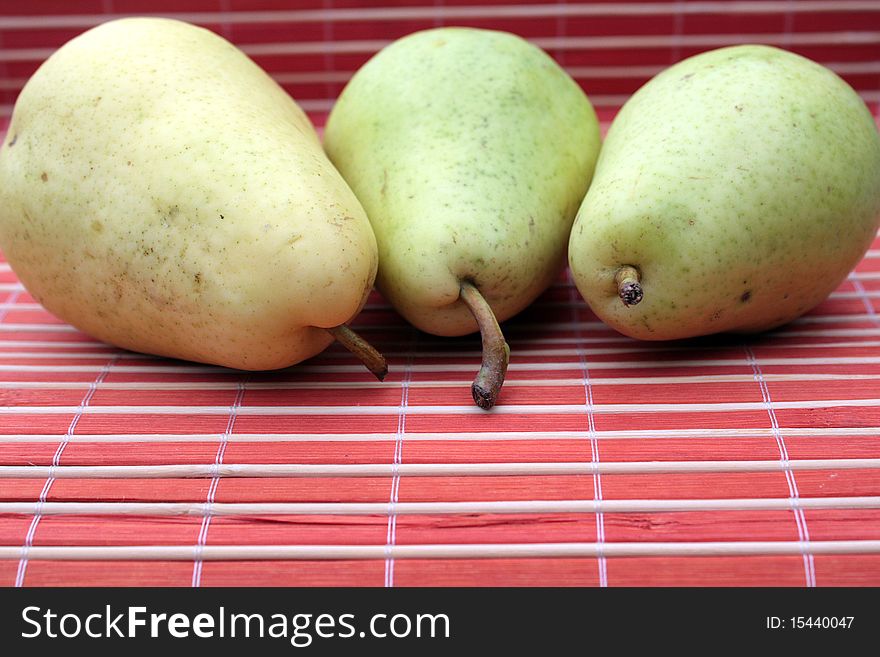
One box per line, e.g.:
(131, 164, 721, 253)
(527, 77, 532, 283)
(0, 18, 385, 376)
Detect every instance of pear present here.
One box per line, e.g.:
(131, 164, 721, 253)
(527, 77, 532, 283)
(324, 27, 600, 408)
(0, 18, 386, 377)
(569, 45, 880, 340)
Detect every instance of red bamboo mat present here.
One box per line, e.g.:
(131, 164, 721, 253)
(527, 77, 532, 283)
(2, 1, 880, 587)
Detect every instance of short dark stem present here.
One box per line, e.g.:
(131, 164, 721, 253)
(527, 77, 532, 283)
(459, 281, 510, 410)
(326, 325, 388, 381)
(615, 265, 643, 306)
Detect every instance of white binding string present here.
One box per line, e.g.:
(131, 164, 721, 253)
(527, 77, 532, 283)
(570, 270, 608, 586)
(385, 329, 415, 587)
(745, 346, 816, 587)
(14, 354, 118, 587)
(191, 377, 246, 587)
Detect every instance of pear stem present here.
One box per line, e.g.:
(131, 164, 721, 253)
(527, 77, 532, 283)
(326, 325, 388, 381)
(615, 265, 643, 307)
(459, 280, 510, 410)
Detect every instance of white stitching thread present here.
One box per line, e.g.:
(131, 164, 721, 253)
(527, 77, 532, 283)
(191, 377, 246, 587)
(15, 353, 117, 587)
(385, 330, 414, 587)
(570, 272, 608, 586)
(746, 346, 816, 587)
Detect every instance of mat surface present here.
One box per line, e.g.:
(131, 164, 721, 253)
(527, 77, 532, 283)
(2, 237, 880, 587)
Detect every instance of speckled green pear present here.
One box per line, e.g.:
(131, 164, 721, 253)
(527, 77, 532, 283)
(569, 45, 880, 341)
(0, 18, 384, 373)
(324, 27, 600, 407)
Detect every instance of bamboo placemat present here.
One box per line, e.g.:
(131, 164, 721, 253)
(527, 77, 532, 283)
(1, 0, 880, 587)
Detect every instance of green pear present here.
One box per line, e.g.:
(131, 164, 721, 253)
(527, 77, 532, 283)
(324, 27, 600, 407)
(0, 18, 386, 377)
(569, 45, 880, 340)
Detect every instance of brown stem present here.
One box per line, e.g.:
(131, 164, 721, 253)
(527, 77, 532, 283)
(459, 280, 510, 410)
(615, 265, 643, 306)
(326, 325, 388, 381)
